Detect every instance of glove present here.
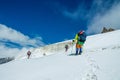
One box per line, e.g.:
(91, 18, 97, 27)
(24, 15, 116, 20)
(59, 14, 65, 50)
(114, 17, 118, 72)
(72, 40, 75, 42)
(72, 39, 77, 44)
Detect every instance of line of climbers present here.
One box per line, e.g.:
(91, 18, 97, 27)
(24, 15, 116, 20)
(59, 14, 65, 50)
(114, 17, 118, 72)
(26, 30, 87, 59)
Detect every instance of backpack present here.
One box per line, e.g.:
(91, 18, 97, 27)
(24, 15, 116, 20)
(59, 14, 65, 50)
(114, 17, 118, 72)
(78, 32, 86, 42)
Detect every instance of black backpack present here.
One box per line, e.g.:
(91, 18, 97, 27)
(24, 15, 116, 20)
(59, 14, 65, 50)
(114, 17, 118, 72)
(78, 32, 86, 42)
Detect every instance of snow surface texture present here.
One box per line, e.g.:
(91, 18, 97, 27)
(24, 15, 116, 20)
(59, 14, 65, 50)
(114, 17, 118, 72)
(0, 30, 120, 80)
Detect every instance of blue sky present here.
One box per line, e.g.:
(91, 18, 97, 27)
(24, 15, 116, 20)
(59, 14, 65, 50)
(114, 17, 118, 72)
(0, 0, 120, 57)
(0, 0, 90, 44)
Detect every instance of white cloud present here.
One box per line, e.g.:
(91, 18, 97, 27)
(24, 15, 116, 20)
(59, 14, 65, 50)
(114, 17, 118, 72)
(62, 5, 87, 20)
(0, 44, 28, 58)
(0, 24, 45, 58)
(0, 24, 45, 47)
(86, 2, 120, 34)
(60, 0, 120, 34)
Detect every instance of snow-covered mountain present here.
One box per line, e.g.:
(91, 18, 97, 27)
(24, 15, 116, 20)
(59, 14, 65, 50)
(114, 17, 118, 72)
(0, 30, 120, 80)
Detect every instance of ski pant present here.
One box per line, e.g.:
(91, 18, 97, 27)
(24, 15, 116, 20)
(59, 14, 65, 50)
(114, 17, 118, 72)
(76, 44, 82, 55)
(76, 48, 82, 55)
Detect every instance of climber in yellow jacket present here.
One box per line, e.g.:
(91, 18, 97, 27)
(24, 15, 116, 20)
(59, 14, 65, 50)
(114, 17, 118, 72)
(74, 30, 86, 55)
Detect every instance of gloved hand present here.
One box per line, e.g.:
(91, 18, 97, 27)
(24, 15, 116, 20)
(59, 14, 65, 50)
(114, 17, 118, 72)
(72, 40, 75, 42)
(72, 39, 77, 44)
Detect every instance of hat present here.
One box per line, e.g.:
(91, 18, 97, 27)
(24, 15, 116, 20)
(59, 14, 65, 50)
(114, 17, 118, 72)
(79, 30, 84, 34)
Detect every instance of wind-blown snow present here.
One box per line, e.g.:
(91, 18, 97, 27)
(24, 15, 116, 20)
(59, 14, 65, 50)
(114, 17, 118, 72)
(0, 30, 120, 80)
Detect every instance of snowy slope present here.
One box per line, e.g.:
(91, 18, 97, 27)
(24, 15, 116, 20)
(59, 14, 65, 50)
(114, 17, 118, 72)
(0, 30, 120, 80)
(15, 40, 73, 59)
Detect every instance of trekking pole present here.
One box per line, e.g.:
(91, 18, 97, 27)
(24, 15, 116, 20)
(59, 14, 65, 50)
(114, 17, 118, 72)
(71, 40, 75, 54)
(71, 45, 73, 54)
